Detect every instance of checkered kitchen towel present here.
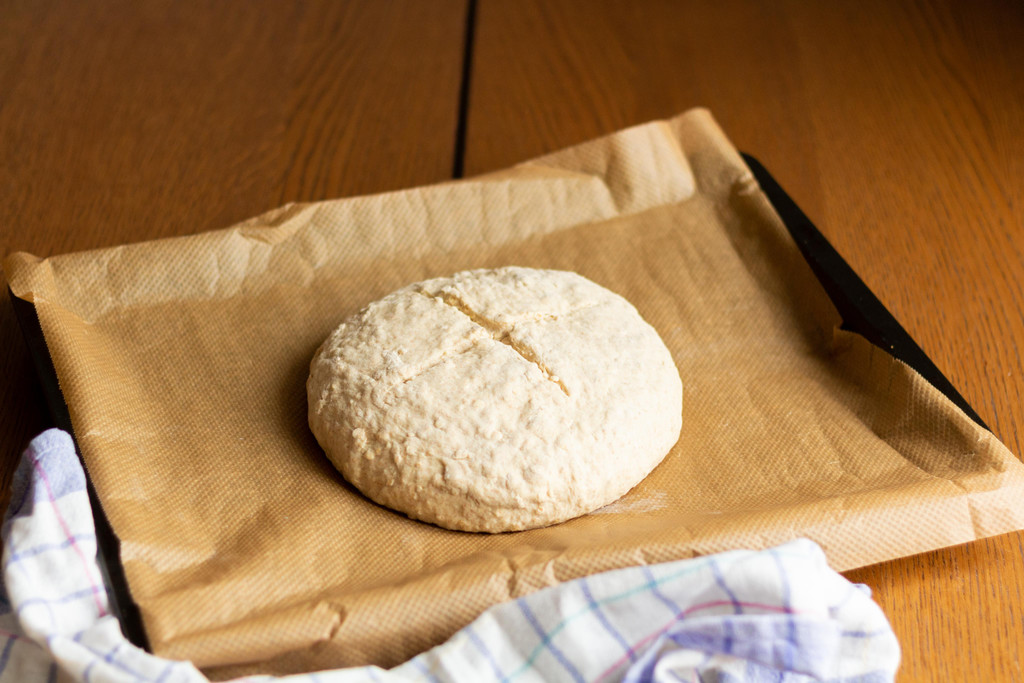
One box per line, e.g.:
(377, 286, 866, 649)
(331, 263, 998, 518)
(0, 429, 899, 682)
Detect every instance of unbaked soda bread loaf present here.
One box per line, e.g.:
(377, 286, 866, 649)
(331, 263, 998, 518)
(307, 267, 682, 532)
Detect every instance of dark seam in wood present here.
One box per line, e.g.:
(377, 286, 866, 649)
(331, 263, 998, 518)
(451, 0, 478, 179)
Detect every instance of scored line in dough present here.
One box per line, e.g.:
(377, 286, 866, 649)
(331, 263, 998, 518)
(412, 288, 571, 396)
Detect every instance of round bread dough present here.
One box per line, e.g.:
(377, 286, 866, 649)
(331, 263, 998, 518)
(307, 267, 682, 532)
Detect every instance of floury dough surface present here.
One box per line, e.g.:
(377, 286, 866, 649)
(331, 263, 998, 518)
(307, 267, 683, 532)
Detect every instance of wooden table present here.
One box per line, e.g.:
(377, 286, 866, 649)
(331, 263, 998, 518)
(2, 1, 1022, 680)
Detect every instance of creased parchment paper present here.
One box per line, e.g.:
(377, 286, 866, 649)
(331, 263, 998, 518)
(7, 110, 1024, 679)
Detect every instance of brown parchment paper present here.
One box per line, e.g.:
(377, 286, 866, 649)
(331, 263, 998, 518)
(7, 109, 1024, 678)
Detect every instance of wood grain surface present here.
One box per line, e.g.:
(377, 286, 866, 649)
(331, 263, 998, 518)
(466, 1, 1024, 681)
(2, 0, 1023, 681)
(0, 0, 468, 499)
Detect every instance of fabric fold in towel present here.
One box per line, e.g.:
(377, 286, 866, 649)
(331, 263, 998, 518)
(0, 429, 899, 682)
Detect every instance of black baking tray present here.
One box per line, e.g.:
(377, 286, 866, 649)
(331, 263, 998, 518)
(8, 154, 988, 652)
